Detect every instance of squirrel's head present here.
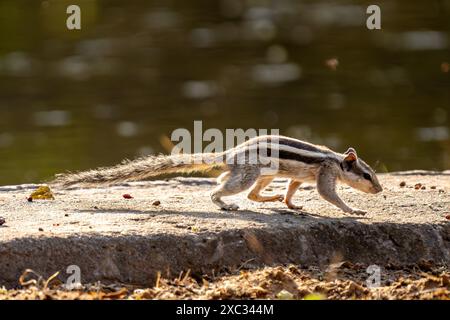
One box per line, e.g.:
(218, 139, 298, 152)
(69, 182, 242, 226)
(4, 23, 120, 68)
(339, 148, 383, 194)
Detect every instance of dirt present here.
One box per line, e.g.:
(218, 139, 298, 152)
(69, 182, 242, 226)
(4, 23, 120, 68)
(0, 264, 448, 300)
(0, 171, 449, 291)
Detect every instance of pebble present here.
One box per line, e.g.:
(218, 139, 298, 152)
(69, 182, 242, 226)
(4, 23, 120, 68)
(152, 200, 161, 206)
(399, 181, 406, 187)
(325, 58, 339, 71)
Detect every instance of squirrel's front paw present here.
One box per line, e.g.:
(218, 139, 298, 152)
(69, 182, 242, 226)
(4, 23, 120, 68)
(286, 202, 303, 210)
(349, 208, 366, 216)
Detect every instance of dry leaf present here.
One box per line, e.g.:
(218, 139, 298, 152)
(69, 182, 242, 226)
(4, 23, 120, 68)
(19, 269, 41, 287)
(43, 271, 60, 290)
(304, 293, 326, 300)
(102, 288, 128, 299)
(29, 186, 55, 200)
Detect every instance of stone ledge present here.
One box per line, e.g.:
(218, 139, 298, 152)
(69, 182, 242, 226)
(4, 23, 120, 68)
(0, 172, 448, 287)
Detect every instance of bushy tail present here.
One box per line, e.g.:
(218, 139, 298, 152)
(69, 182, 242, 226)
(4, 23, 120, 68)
(51, 153, 226, 187)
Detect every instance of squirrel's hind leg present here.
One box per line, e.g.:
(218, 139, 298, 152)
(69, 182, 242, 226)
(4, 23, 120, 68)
(211, 166, 260, 211)
(216, 171, 230, 184)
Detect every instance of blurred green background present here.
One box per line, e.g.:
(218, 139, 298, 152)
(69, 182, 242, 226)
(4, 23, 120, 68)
(0, 0, 449, 185)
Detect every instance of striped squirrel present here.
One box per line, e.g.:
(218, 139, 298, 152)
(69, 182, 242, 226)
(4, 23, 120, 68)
(53, 135, 382, 215)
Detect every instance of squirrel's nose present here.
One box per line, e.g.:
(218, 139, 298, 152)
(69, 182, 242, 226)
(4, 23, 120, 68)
(371, 185, 383, 194)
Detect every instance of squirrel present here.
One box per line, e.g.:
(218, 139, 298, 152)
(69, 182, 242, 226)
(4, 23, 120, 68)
(53, 135, 383, 215)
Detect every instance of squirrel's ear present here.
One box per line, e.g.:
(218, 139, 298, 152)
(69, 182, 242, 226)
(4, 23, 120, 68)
(344, 147, 357, 156)
(344, 151, 357, 163)
(342, 151, 357, 171)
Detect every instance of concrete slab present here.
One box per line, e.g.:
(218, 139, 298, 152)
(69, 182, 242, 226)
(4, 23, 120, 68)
(0, 172, 449, 287)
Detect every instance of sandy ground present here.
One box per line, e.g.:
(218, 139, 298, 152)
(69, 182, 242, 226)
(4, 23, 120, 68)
(0, 172, 449, 240)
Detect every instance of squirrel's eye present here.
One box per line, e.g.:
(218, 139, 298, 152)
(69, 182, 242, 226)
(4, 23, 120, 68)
(363, 173, 372, 181)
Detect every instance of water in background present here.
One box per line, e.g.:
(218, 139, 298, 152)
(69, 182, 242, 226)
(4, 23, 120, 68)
(0, 0, 449, 185)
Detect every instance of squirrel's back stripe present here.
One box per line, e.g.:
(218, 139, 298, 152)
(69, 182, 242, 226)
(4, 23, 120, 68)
(229, 137, 339, 165)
